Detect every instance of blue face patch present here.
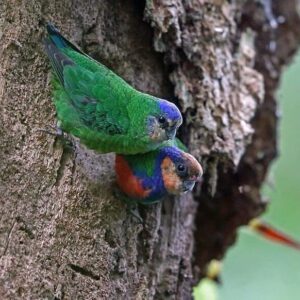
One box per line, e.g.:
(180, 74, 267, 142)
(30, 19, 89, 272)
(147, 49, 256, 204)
(158, 100, 182, 123)
(159, 146, 183, 163)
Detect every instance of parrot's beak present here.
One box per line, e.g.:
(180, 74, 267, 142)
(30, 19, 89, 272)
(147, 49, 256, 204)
(166, 127, 176, 140)
(182, 180, 196, 193)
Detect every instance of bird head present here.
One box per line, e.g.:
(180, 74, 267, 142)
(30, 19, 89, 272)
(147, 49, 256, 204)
(147, 99, 182, 143)
(160, 147, 203, 195)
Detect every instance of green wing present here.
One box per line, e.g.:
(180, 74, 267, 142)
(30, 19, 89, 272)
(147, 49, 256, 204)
(45, 41, 133, 135)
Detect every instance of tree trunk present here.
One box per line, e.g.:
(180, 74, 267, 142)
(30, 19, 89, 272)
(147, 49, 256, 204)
(1, 0, 299, 299)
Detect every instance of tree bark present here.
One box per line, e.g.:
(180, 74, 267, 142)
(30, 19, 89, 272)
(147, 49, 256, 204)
(1, 0, 299, 299)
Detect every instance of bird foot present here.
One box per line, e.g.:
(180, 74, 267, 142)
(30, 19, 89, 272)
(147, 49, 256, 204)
(37, 124, 73, 149)
(113, 188, 143, 223)
(127, 205, 143, 224)
(37, 124, 64, 137)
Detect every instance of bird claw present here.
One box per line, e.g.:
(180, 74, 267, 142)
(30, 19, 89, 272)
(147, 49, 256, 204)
(36, 124, 64, 137)
(127, 205, 143, 224)
(113, 187, 143, 224)
(37, 125, 73, 149)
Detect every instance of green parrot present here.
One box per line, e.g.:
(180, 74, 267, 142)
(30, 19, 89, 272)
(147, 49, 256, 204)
(43, 24, 183, 154)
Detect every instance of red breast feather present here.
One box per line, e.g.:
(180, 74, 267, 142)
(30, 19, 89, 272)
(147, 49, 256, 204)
(115, 155, 151, 199)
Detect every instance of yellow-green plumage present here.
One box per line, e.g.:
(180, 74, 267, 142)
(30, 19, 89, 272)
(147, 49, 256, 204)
(44, 24, 182, 154)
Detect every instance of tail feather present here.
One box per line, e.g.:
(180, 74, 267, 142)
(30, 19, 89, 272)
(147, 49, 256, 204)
(43, 37, 74, 86)
(45, 23, 102, 75)
(46, 23, 83, 54)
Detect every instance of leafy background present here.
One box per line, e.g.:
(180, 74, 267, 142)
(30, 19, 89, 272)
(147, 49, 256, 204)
(196, 52, 300, 299)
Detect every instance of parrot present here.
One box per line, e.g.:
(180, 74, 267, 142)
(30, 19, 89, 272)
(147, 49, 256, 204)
(43, 24, 183, 154)
(114, 139, 203, 205)
(248, 218, 300, 251)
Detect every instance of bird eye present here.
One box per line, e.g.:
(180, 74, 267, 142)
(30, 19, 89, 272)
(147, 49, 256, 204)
(158, 116, 167, 124)
(177, 164, 186, 173)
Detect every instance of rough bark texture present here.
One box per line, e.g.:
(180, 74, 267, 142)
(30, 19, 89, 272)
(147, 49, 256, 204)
(1, 0, 300, 299)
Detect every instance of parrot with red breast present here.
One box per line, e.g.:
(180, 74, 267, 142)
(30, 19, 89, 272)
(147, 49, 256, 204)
(115, 140, 203, 205)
